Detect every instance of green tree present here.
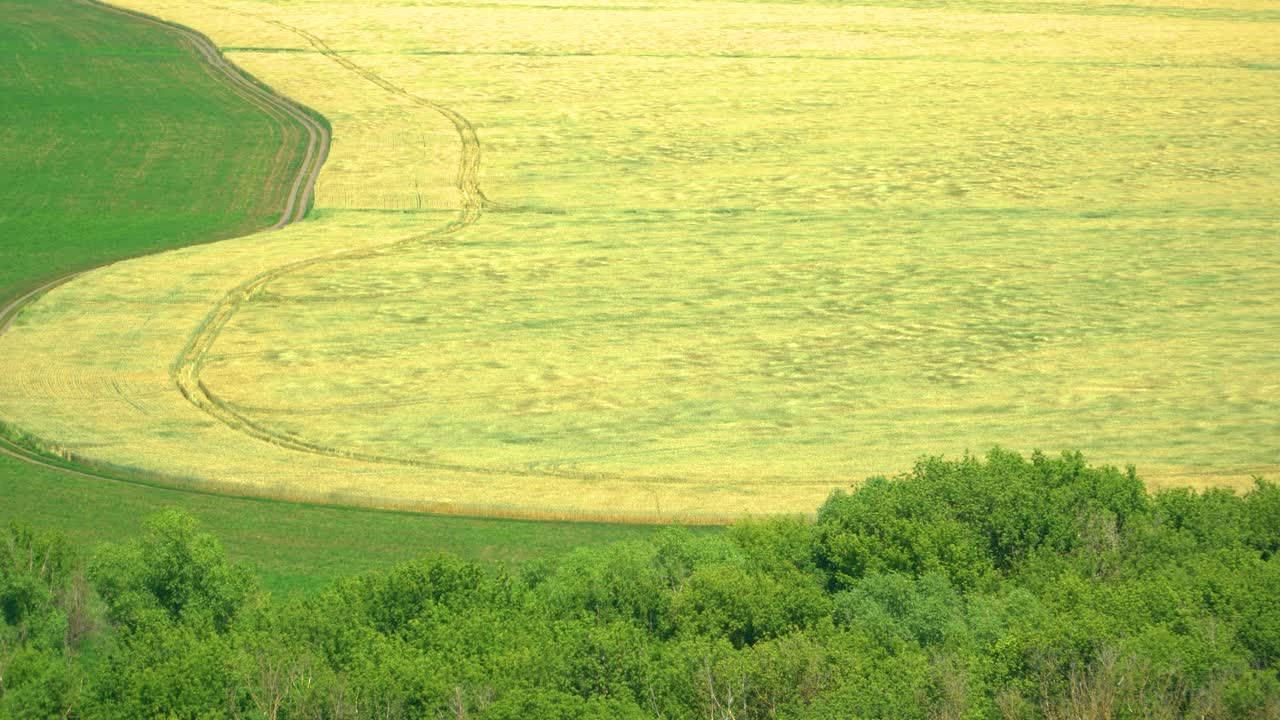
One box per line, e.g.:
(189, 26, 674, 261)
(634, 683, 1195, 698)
(0, 524, 81, 718)
(89, 509, 255, 632)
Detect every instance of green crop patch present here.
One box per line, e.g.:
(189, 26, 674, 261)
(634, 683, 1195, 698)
(0, 0, 296, 298)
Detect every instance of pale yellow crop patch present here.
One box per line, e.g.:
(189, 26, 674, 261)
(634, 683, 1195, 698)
(1, 0, 1276, 519)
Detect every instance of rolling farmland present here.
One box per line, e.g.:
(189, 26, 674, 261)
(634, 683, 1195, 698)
(1, 0, 1277, 521)
(0, 0, 672, 592)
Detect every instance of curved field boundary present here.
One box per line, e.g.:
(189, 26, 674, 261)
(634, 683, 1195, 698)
(215, 6, 498, 219)
(0, 0, 330, 495)
(0, 0, 735, 523)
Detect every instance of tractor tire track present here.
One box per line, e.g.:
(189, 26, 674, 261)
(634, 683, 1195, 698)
(165, 7, 679, 486)
(8, 2, 684, 493)
(0, 0, 328, 487)
(167, 6, 496, 472)
(171, 10, 697, 486)
(219, 8, 499, 217)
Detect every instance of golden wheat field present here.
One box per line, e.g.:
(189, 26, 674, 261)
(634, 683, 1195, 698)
(0, 0, 1277, 520)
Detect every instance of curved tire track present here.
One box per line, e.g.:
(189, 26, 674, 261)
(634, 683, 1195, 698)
(168, 7, 492, 469)
(172, 10, 688, 486)
(0, 0, 329, 488)
(7, 1, 684, 502)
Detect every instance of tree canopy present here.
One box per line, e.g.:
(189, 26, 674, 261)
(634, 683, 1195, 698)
(2, 450, 1277, 718)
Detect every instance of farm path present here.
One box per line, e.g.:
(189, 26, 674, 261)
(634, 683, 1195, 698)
(0, 0, 779, 521)
(0, 0, 329, 486)
(168, 2, 514, 475)
(167, 3, 687, 485)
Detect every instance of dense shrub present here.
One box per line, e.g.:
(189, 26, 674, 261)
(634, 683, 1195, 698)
(3, 450, 1277, 718)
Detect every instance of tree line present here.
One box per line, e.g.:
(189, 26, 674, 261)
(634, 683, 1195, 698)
(2, 449, 1277, 718)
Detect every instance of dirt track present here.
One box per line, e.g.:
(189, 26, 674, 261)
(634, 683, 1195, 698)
(0, 0, 530, 501)
(0, 0, 330, 486)
(165, 3, 529, 477)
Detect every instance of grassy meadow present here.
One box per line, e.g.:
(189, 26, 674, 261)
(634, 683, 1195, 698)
(0, 0, 673, 592)
(0, 459, 668, 595)
(0, 0, 1276, 519)
(0, 0, 298, 298)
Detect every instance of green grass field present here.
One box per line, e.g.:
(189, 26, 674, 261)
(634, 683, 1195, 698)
(0, 0, 675, 593)
(0, 0, 295, 297)
(0, 460, 668, 595)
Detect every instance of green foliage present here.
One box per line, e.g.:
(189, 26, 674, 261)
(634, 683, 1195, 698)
(674, 563, 830, 648)
(8, 453, 1280, 718)
(85, 625, 235, 720)
(535, 533, 731, 636)
(0, 524, 82, 719)
(1233, 556, 1280, 670)
(89, 510, 255, 633)
(0, 646, 79, 720)
(0, 525, 74, 647)
(816, 449, 1150, 591)
(727, 516, 822, 578)
(1245, 479, 1280, 559)
(480, 690, 649, 720)
(832, 571, 968, 650)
